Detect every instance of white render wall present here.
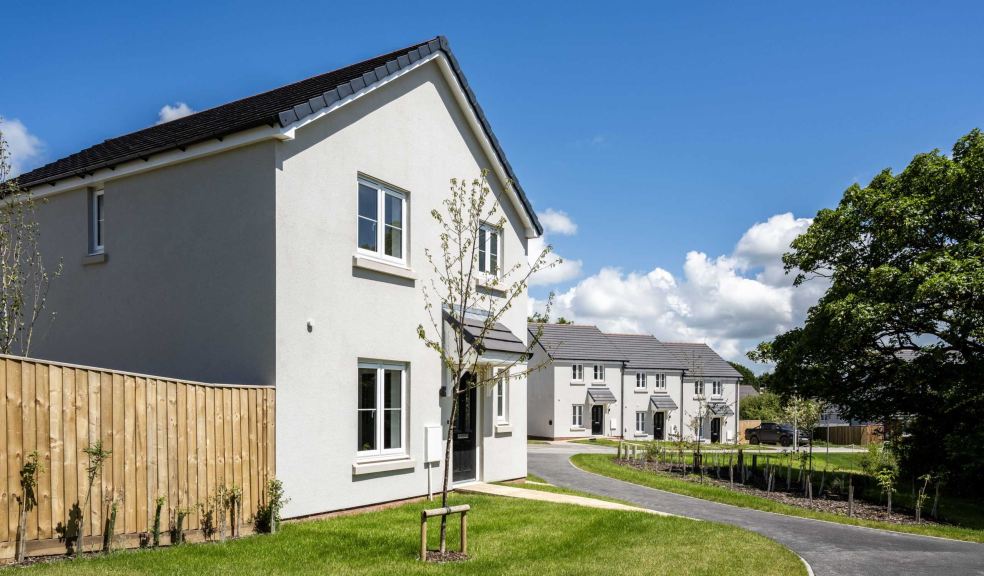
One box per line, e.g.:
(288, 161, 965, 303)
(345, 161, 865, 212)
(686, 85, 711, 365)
(526, 353, 624, 439)
(526, 347, 556, 439)
(274, 60, 530, 517)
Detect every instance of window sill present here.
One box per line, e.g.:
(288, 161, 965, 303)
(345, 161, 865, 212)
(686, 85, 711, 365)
(351, 455, 415, 476)
(570, 381, 585, 386)
(633, 433, 649, 438)
(352, 255, 417, 281)
(590, 382, 606, 386)
(82, 253, 107, 266)
(494, 423, 513, 435)
(474, 277, 506, 296)
(634, 389, 648, 394)
(569, 426, 585, 432)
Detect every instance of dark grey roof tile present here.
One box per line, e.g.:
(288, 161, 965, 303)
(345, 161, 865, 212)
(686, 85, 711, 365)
(528, 323, 627, 362)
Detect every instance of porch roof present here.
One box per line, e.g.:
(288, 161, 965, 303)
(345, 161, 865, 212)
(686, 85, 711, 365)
(707, 401, 734, 416)
(649, 394, 678, 411)
(460, 316, 528, 356)
(587, 387, 617, 404)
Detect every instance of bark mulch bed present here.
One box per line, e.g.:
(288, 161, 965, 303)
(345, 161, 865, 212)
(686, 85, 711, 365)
(425, 550, 469, 563)
(618, 458, 942, 526)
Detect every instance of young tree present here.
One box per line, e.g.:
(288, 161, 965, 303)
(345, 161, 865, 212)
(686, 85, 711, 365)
(15, 451, 43, 562)
(417, 171, 555, 554)
(753, 129, 984, 490)
(77, 440, 111, 558)
(0, 124, 62, 356)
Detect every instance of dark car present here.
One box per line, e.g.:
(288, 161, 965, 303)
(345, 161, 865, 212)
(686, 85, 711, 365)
(744, 422, 810, 447)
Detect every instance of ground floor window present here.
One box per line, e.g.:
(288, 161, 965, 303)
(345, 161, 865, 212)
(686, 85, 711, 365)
(635, 411, 646, 433)
(357, 362, 406, 457)
(572, 404, 583, 427)
(495, 368, 508, 422)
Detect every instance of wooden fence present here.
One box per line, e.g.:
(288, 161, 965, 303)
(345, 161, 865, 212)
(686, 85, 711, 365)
(0, 355, 275, 560)
(738, 420, 761, 444)
(814, 424, 883, 446)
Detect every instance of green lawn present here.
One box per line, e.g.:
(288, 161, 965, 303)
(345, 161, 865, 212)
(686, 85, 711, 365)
(13, 494, 806, 576)
(573, 454, 984, 543)
(572, 439, 777, 452)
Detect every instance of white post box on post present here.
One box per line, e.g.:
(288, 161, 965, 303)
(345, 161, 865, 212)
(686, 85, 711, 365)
(424, 425, 442, 500)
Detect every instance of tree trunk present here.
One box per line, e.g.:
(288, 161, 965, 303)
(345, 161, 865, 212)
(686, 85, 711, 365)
(76, 480, 95, 558)
(438, 381, 461, 555)
(15, 500, 27, 563)
(886, 490, 892, 517)
(931, 482, 940, 518)
(848, 481, 854, 517)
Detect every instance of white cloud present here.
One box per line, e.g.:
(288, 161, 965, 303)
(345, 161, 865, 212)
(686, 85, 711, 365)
(0, 118, 43, 176)
(156, 102, 195, 125)
(529, 210, 582, 286)
(531, 212, 824, 367)
(539, 208, 578, 236)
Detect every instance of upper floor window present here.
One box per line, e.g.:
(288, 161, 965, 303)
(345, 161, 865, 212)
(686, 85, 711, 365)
(653, 373, 666, 389)
(89, 188, 104, 254)
(357, 362, 406, 457)
(478, 223, 501, 276)
(592, 365, 605, 382)
(635, 372, 647, 388)
(358, 179, 406, 264)
(712, 381, 723, 396)
(694, 380, 704, 396)
(571, 364, 584, 382)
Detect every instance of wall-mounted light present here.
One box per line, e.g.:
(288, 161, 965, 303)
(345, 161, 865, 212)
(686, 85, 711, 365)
(307, 319, 314, 333)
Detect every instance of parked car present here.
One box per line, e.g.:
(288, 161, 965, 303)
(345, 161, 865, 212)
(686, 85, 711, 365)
(744, 422, 810, 446)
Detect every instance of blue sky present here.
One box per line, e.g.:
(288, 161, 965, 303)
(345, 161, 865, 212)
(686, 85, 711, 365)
(3, 1, 982, 364)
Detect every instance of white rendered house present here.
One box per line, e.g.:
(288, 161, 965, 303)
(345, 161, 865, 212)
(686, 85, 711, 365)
(528, 324, 742, 442)
(17, 37, 540, 518)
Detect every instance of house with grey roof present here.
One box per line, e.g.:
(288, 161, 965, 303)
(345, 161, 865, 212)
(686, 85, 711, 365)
(17, 37, 539, 518)
(527, 324, 628, 439)
(528, 324, 742, 442)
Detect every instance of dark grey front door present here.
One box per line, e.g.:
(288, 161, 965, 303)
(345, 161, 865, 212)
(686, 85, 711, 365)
(653, 411, 665, 440)
(453, 377, 477, 482)
(711, 417, 721, 443)
(591, 405, 604, 435)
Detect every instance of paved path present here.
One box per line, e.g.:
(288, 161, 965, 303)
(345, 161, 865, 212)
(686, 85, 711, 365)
(529, 443, 984, 576)
(457, 482, 672, 516)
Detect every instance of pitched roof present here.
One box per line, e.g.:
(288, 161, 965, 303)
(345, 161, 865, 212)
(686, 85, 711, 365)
(457, 316, 527, 356)
(527, 323, 627, 363)
(605, 333, 687, 370)
(663, 343, 743, 379)
(16, 36, 542, 235)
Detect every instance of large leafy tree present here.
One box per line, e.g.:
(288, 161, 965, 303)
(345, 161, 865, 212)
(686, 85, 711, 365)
(753, 129, 984, 489)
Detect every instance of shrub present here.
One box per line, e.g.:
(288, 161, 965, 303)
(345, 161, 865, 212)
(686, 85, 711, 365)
(254, 478, 288, 534)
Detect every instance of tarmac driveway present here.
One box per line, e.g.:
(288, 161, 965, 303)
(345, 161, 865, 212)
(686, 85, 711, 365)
(528, 443, 983, 576)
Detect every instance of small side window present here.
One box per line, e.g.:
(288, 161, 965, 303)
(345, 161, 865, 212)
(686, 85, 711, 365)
(89, 188, 105, 254)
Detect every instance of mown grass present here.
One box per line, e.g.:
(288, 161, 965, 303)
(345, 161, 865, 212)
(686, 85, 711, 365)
(11, 494, 806, 576)
(572, 439, 777, 452)
(573, 454, 984, 543)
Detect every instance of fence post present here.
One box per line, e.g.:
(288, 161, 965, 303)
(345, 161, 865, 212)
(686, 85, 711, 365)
(460, 510, 468, 554)
(419, 511, 427, 561)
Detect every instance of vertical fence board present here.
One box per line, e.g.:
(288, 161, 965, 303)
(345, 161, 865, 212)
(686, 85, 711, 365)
(185, 385, 198, 529)
(176, 383, 188, 516)
(166, 381, 178, 513)
(214, 389, 225, 491)
(63, 369, 77, 541)
(123, 376, 136, 533)
(88, 371, 101, 537)
(155, 381, 168, 514)
(223, 390, 233, 493)
(112, 373, 124, 534)
(23, 362, 37, 540)
(36, 365, 52, 541)
(6, 360, 21, 540)
(205, 387, 215, 500)
(0, 362, 6, 544)
(99, 371, 114, 537)
(195, 386, 207, 528)
(231, 390, 242, 512)
(248, 389, 258, 509)
(48, 366, 63, 540)
(135, 378, 147, 533)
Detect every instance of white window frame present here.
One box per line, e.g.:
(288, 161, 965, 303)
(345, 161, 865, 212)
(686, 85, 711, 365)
(694, 380, 705, 396)
(494, 368, 508, 423)
(357, 178, 408, 266)
(89, 188, 105, 255)
(571, 364, 584, 382)
(478, 222, 502, 277)
(357, 361, 407, 458)
(635, 372, 647, 389)
(654, 373, 666, 390)
(635, 411, 646, 433)
(572, 404, 583, 427)
(592, 364, 605, 382)
(712, 380, 723, 397)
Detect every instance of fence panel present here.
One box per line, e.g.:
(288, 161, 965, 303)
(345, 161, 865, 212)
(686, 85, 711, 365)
(0, 355, 275, 561)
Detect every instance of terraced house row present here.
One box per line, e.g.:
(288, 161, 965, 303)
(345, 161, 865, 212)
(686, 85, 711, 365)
(527, 323, 743, 442)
